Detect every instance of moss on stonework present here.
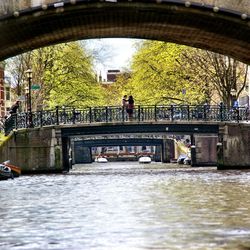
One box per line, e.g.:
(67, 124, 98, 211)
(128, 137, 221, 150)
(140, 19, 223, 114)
(54, 146, 61, 169)
(0, 132, 11, 147)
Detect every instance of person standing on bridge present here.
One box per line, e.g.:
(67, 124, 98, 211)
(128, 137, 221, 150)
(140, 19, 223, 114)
(9, 101, 20, 115)
(122, 95, 128, 108)
(127, 95, 134, 121)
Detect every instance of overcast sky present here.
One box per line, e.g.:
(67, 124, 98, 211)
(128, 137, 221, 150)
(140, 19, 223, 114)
(85, 38, 142, 79)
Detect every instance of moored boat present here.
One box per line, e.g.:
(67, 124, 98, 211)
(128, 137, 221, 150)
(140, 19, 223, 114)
(139, 156, 151, 164)
(184, 157, 191, 165)
(95, 157, 108, 163)
(177, 154, 187, 164)
(2, 161, 21, 177)
(0, 164, 13, 180)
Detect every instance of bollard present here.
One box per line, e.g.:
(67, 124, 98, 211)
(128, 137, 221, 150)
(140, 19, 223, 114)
(216, 142, 223, 168)
(190, 145, 196, 166)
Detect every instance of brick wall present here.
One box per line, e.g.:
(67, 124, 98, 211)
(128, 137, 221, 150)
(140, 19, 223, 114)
(0, 63, 4, 118)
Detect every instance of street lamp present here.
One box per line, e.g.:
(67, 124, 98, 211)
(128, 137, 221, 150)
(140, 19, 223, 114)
(230, 88, 237, 108)
(25, 69, 33, 127)
(24, 86, 29, 112)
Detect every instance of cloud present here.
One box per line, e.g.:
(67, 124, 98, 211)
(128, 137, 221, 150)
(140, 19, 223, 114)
(85, 38, 141, 71)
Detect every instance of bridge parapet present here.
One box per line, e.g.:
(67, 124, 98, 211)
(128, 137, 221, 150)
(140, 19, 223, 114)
(0, 0, 249, 17)
(4, 105, 249, 135)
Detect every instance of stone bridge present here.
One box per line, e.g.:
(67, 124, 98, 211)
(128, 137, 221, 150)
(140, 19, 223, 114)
(1, 121, 250, 172)
(0, 0, 249, 63)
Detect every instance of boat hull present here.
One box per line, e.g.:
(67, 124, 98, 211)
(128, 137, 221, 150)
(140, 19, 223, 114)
(95, 157, 108, 163)
(139, 156, 151, 164)
(0, 164, 13, 180)
(2, 161, 21, 177)
(4, 163, 21, 177)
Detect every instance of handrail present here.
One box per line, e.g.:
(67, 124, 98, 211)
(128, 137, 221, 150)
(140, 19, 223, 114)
(4, 104, 249, 135)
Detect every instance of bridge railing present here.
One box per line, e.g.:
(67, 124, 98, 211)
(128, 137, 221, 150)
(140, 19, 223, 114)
(3, 105, 249, 135)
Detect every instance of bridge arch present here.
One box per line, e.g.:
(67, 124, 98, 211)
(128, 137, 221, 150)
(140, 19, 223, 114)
(0, 0, 249, 63)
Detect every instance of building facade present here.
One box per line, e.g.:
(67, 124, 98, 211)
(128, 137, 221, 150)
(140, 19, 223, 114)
(0, 62, 12, 118)
(107, 69, 120, 83)
(239, 70, 250, 107)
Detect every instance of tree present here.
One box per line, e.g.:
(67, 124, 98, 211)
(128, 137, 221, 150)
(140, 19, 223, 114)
(101, 70, 132, 106)
(127, 41, 205, 105)
(43, 42, 104, 108)
(180, 49, 249, 107)
(6, 42, 104, 110)
(6, 52, 32, 97)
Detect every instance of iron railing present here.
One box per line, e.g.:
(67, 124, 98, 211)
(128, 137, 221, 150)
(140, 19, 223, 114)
(4, 104, 249, 135)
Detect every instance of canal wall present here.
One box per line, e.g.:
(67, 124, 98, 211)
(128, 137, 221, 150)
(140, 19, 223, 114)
(0, 127, 63, 173)
(217, 123, 250, 169)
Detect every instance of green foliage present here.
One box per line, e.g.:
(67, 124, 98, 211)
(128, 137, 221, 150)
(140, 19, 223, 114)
(101, 72, 131, 106)
(126, 41, 205, 105)
(6, 42, 104, 110)
(8, 39, 246, 110)
(41, 42, 104, 108)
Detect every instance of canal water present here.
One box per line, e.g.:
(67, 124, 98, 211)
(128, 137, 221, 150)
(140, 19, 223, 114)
(1, 162, 250, 250)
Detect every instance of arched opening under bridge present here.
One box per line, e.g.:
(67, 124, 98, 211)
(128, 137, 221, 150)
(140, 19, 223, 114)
(0, 0, 249, 63)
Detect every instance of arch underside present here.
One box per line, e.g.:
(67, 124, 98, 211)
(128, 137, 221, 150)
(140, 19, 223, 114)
(0, 2, 249, 63)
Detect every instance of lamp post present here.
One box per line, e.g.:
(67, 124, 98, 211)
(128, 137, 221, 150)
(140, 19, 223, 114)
(231, 88, 237, 108)
(24, 86, 29, 113)
(25, 69, 33, 127)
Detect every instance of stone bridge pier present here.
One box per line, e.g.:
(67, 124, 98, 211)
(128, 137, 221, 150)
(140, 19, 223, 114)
(191, 134, 218, 166)
(217, 123, 250, 169)
(0, 127, 64, 173)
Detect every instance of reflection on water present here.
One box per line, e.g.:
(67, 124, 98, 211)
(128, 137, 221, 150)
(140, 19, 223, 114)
(1, 162, 250, 250)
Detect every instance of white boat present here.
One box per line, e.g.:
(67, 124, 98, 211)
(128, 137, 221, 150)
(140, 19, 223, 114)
(139, 156, 151, 164)
(95, 157, 108, 163)
(184, 157, 191, 165)
(177, 154, 187, 164)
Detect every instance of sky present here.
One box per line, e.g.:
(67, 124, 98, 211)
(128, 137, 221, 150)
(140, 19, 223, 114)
(85, 38, 142, 79)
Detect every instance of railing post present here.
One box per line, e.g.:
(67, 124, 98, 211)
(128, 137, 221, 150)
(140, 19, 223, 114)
(25, 112, 29, 128)
(122, 107, 125, 122)
(203, 105, 207, 120)
(138, 105, 141, 122)
(63, 106, 66, 124)
(56, 106, 59, 125)
(89, 107, 92, 123)
(72, 108, 76, 124)
(170, 105, 174, 121)
(105, 106, 108, 123)
(187, 105, 190, 120)
(154, 105, 157, 121)
(236, 107, 240, 122)
(39, 110, 43, 127)
(219, 102, 223, 121)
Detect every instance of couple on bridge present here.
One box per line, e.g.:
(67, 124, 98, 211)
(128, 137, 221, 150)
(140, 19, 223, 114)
(122, 95, 135, 120)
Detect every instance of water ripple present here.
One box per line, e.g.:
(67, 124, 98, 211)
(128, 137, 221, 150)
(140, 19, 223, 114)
(1, 163, 250, 249)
